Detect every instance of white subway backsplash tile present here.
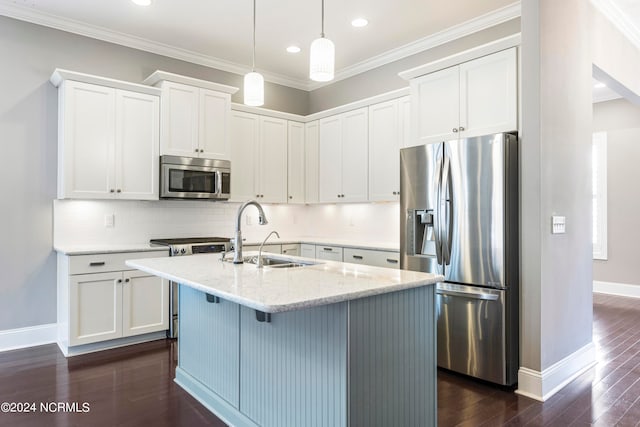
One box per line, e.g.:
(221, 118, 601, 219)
(53, 200, 399, 247)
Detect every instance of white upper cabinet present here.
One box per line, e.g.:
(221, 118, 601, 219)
(459, 48, 517, 138)
(369, 98, 404, 202)
(319, 107, 368, 203)
(230, 111, 288, 204)
(159, 81, 231, 160)
(56, 78, 159, 200)
(304, 121, 320, 204)
(230, 111, 259, 202)
(258, 117, 288, 203)
(411, 47, 517, 145)
(287, 121, 305, 204)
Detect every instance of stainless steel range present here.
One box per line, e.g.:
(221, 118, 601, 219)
(150, 237, 232, 338)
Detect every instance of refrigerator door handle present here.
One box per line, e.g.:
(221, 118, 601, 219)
(441, 154, 451, 264)
(436, 289, 499, 301)
(433, 153, 443, 265)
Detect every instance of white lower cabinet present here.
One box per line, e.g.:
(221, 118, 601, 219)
(281, 243, 300, 256)
(58, 250, 169, 355)
(343, 248, 400, 269)
(315, 245, 343, 262)
(301, 244, 316, 259)
(243, 244, 281, 254)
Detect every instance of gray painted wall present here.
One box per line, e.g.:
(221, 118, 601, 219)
(593, 99, 640, 285)
(307, 18, 520, 113)
(521, 0, 593, 371)
(0, 15, 307, 331)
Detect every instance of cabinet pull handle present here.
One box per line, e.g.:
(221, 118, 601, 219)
(452, 128, 458, 133)
(352, 255, 363, 260)
(323, 247, 333, 251)
(386, 258, 399, 264)
(89, 262, 105, 267)
(125, 278, 130, 283)
(459, 126, 465, 131)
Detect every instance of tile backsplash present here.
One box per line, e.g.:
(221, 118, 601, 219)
(53, 200, 399, 246)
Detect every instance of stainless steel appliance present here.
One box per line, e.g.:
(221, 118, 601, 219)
(149, 237, 232, 338)
(400, 132, 519, 386)
(160, 155, 231, 200)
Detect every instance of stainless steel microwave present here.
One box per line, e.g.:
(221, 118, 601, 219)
(160, 155, 231, 200)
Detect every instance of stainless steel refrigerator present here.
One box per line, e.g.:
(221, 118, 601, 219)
(400, 132, 518, 386)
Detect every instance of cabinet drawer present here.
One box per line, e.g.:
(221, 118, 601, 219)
(69, 250, 167, 275)
(316, 245, 343, 262)
(243, 244, 281, 254)
(281, 244, 300, 256)
(343, 248, 400, 269)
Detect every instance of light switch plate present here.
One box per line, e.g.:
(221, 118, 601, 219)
(104, 213, 115, 228)
(552, 216, 565, 234)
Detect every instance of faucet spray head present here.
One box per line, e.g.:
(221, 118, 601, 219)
(258, 214, 268, 225)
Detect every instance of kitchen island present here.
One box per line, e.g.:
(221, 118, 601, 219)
(126, 253, 442, 427)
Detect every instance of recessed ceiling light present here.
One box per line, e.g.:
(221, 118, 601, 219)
(131, 0, 152, 6)
(593, 82, 606, 89)
(351, 18, 368, 28)
(286, 46, 301, 54)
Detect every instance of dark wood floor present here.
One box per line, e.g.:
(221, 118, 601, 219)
(0, 293, 638, 426)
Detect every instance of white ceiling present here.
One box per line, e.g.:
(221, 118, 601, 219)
(1, 0, 639, 91)
(0, 0, 518, 89)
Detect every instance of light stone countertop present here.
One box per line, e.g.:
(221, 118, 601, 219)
(126, 252, 442, 313)
(54, 244, 168, 255)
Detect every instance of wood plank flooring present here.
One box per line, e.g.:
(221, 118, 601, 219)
(0, 293, 638, 426)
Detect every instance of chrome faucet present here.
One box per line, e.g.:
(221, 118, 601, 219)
(257, 231, 280, 268)
(233, 200, 268, 264)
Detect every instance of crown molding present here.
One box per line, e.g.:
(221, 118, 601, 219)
(591, 0, 640, 50)
(50, 68, 161, 96)
(0, 0, 309, 91)
(0, 0, 521, 92)
(307, 1, 522, 91)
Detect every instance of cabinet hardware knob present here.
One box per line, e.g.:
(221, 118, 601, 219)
(110, 189, 115, 193)
(125, 278, 130, 282)
(200, 149, 204, 153)
(117, 279, 122, 283)
(195, 148, 199, 152)
(459, 126, 465, 131)
(116, 189, 121, 193)
(452, 128, 458, 133)
(289, 196, 293, 199)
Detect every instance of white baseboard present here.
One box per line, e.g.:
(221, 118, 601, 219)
(0, 323, 57, 352)
(516, 342, 596, 401)
(594, 280, 640, 298)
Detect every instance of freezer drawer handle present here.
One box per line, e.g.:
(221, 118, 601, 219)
(437, 289, 499, 301)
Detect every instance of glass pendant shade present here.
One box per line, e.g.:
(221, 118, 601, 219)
(309, 37, 335, 82)
(244, 71, 264, 107)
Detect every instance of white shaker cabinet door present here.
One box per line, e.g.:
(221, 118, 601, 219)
(69, 272, 122, 346)
(115, 90, 159, 200)
(398, 96, 412, 148)
(60, 80, 116, 199)
(368, 100, 400, 202)
(411, 66, 459, 145)
(319, 115, 343, 203)
(287, 121, 305, 204)
(122, 272, 169, 338)
(341, 107, 368, 203)
(304, 121, 320, 204)
(199, 89, 231, 160)
(160, 81, 199, 157)
(258, 116, 288, 204)
(459, 47, 517, 138)
(230, 111, 259, 202)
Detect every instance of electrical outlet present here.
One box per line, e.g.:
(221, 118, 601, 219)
(104, 214, 115, 228)
(551, 216, 565, 234)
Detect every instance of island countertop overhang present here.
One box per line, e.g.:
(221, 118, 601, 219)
(125, 252, 443, 313)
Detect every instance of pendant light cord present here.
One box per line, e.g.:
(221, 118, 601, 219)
(321, 0, 325, 38)
(252, 0, 256, 71)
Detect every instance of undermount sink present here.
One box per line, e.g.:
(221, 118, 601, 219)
(227, 255, 319, 269)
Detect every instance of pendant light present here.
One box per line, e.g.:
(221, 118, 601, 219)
(309, 0, 335, 82)
(244, 0, 264, 106)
